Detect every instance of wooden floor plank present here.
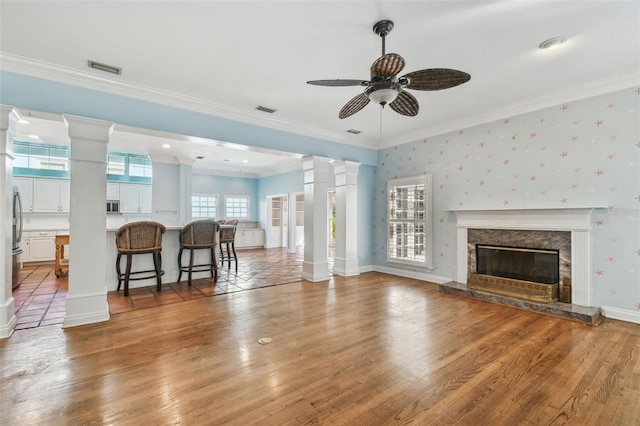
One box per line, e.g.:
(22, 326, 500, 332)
(2, 269, 639, 425)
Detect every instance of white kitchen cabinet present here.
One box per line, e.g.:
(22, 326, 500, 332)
(13, 177, 34, 212)
(33, 178, 70, 213)
(120, 183, 152, 214)
(106, 182, 120, 200)
(20, 231, 57, 262)
(236, 228, 265, 249)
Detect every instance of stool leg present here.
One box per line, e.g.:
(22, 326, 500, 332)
(124, 253, 132, 297)
(116, 253, 123, 291)
(153, 250, 162, 292)
(177, 247, 184, 283)
(231, 242, 238, 273)
(211, 247, 218, 282)
(188, 248, 194, 286)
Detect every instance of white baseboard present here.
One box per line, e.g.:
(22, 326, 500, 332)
(63, 291, 110, 328)
(373, 265, 452, 284)
(0, 315, 17, 339)
(600, 306, 640, 324)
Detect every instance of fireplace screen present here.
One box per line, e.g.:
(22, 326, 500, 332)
(476, 244, 559, 284)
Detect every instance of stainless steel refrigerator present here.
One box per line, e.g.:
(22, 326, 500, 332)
(12, 186, 23, 289)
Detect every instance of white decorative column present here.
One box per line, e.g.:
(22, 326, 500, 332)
(178, 158, 193, 225)
(287, 193, 297, 254)
(333, 160, 360, 276)
(63, 115, 113, 328)
(0, 106, 19, 338)
(302, 156, 331, 282)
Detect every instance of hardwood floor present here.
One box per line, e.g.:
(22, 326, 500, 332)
(2, 266, 639, 424)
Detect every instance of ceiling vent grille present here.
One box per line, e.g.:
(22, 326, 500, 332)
(88, 60, 122, 75)
(346, 129, 362, 134)
(255, 105, 277, 114)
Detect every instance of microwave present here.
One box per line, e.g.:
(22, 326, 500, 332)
(107, 200, 120, 214)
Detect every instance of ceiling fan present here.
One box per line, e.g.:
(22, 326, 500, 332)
(307, 20, 471, 119)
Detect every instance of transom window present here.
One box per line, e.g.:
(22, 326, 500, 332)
(224, 195, 250, 219)
(192, 194, 218, 218)
(387, 175, 433, 269)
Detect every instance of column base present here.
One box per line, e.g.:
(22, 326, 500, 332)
(0, 296, 16, 339)
(302, 261, 331, 282)
(63, 291, 110, 328)
(333, 257, 360, 277)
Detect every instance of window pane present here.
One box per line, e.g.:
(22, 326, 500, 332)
(107, 154, 126, 175)
(225, 196, 249, 219)
(387, 175, 432, 269)
(129, 155, 152, 177)
(192, 195, 217, 218)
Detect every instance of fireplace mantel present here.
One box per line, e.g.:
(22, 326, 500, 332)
(449, 207, 606, 231)
(451, 207, 606, 308)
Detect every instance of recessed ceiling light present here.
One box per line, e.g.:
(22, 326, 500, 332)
(162, 143, 171, 148)
(18, 119, 29, 124)
(539, 36, 566, 50)
(242, 159, 249, 164)
(29, 134, 40, 139)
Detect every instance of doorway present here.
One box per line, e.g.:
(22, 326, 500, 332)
(266, 195, 288, 248)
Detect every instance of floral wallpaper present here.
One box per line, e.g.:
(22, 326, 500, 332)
(374, 87, 640, 314)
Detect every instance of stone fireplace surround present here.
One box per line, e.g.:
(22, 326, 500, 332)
(442, 208, 605, 324)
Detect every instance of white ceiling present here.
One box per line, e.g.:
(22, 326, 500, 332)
(1, 1, 639, 175)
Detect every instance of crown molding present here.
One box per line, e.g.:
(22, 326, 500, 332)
(0, 53, 378, 150)
(379, 72, 640, 149)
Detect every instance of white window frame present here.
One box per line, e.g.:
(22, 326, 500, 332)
(387, 175, 433, 269)
(224, 195, 250, 220)
(191, 193, 219, 219)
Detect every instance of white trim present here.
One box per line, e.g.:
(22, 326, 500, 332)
(0, 53, 367, 148)
(601, 306, 640, 325)
(63, 292, 110, 328)
(0, 296, 17, 339)
(452, 207, 605, 308)
(379, 74, 640, 149)
(373, 265, 451, 284)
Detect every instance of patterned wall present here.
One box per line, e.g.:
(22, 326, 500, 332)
(374, 87, 639, 313)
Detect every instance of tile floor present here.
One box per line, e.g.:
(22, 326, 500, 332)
(13, 248, 309, 331)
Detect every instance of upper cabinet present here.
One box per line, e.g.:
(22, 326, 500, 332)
(13, 177, 34, 212)
(106, 182, 120, 200)
(33, 178, 70, 213)
(120, 183, 152, 214)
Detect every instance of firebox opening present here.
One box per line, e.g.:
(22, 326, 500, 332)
(476, 244, 559, 284)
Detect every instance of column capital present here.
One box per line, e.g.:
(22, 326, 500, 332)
(63, 115, 114, 143)
(0, 105, 21, 132)
(332, 160, 361, 175)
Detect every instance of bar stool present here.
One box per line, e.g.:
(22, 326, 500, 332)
(178, 219, 220, 286)
(219, 220, 238, 272)
(115, 221, 166, 297)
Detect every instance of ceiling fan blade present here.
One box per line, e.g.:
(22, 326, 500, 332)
(339, 93, 370, 119)
(389, 90, 419, 117)
(370, 53, 405, 77)
(400, 68, 471, 91)
(307, 79, 368, 87)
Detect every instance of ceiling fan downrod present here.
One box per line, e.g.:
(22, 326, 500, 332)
(373, 20, 394, 56)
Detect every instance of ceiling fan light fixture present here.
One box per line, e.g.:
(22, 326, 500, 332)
(368, 88, 399, 106)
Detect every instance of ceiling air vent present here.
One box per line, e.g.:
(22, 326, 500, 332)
(255, 105, 277, 114)
(346, 129, 362, 134)
(88, 60, 122, 75)
(196, 156, 205, 160)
